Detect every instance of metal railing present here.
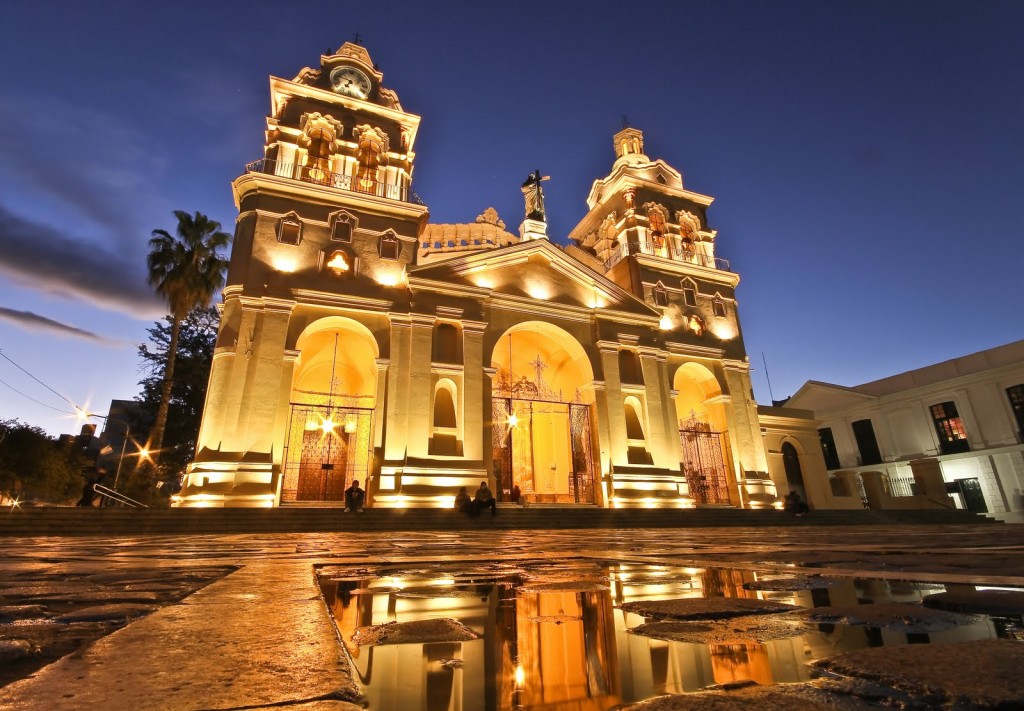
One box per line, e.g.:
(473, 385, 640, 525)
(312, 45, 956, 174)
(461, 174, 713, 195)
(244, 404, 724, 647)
(245, 158, 421, 204)
(883, 473, 918, 498)
(604, 238, 730, 271)
(94, 483, 148, 509)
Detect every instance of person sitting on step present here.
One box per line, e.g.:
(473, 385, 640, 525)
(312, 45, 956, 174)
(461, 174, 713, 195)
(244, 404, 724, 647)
(474, 481, 497, 517)
(345, 480, 365, 512)
(454, 486, 472, 515)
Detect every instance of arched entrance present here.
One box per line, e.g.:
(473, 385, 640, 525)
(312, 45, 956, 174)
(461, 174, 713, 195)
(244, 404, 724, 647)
(674, 363, 733, 505)
(281, 318, 377, 504)
(491, 323, 597, 504)
(781, 441, 806, 500)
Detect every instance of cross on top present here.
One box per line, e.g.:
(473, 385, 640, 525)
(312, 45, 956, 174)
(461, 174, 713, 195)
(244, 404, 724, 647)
(529, 354, 547, 384)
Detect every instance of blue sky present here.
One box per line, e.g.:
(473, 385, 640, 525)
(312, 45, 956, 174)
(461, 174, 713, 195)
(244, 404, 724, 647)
(1, 0, 1022, 434)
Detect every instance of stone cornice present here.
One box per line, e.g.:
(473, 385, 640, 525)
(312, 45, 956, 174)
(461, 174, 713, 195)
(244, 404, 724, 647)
(290, 288, 393, 312)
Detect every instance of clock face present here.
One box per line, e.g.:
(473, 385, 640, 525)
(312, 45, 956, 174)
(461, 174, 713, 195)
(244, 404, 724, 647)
(330, 66, 371, 99)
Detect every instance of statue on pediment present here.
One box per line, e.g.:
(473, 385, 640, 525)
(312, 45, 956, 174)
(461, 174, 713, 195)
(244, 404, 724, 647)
(521, 170, 550, 221)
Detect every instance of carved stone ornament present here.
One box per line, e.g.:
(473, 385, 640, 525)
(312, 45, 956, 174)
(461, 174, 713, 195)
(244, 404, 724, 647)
(622, 188, 637, 210)
(353, 124, 390, 154)
(378, 86, 402, 111)
(676, 210, 701, 236)
(292, 67, 322, 85)
(475, 207, 505, 229)
(299, 113, 344, 143)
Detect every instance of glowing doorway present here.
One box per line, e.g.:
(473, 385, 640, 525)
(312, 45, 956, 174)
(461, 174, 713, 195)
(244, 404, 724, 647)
(491, 324, 597, 505)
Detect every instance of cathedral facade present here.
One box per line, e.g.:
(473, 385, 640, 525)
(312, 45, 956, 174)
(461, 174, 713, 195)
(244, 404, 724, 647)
(175, 44, 829, 509)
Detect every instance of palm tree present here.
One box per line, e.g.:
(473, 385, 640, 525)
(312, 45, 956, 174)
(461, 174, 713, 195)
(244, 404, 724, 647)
(146, 211, 231, 462)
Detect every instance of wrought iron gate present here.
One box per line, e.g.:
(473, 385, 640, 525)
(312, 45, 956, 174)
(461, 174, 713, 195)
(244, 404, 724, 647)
(281, 404, 373, 503)
(679, 417, 731, 504)
(492, 399, 596, 504)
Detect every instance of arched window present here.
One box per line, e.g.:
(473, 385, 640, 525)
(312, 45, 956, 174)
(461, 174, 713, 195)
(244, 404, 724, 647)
(433, 387, 457, 429)
(380, 232, 399, 260)
(624, 398, 646, 441)
(682, 279, 697, 307)
(303, 127, 333, 183)
(618, 350, 644, 385)
(781, 442, 805, 494)
(430, 381, 461, 456)
(433, 323, 461, 363)
(653, 284, 668, 307)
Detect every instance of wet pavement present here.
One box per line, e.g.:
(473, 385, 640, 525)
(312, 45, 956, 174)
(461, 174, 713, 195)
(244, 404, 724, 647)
(0, 523, 1022, 709)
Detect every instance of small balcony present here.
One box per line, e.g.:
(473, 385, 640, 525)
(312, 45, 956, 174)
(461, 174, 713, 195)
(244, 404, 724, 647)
(244, 158, 421, 204)
(604, 235, 730, 271)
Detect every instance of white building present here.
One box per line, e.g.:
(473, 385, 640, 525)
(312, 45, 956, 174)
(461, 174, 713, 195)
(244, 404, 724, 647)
(788, 340, 1024, 519)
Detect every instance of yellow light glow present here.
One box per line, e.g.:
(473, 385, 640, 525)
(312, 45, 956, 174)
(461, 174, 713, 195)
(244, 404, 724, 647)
(473, 276, 495, 289)
(710, 321, 738, 340)
(326, 251, 349, 274)
(659, 315, 673, 330)
(305, 419, 319, 431)
(508, 413, 518, 427)
(526, 283, 550, 300)
(321, 418, 335, 433)
(375, 269, 403, 287)
(515, 665, 525, 687)
(344, 416, 357, 433)
(138, 447, 151, 461)
(272, 254, 299, 273)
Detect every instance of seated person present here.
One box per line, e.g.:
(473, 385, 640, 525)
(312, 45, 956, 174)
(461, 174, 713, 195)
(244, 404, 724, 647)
(783, 490, 809, 516)
(344, 479, 365, 512)
(474, 481, 497, 516)
(454, 486, 472, 514)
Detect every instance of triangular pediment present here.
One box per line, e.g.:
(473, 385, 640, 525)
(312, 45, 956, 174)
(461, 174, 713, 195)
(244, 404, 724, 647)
(408, 239, 657, 317)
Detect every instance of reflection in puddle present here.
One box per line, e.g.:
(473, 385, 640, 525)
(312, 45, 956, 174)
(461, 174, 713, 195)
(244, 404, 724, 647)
(316, 563, 1017, 710)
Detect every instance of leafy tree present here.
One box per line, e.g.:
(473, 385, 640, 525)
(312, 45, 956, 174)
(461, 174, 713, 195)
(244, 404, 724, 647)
(0, 420, 88, 504)
(146, 210, 230, 462)
(135, 307, 219, 481)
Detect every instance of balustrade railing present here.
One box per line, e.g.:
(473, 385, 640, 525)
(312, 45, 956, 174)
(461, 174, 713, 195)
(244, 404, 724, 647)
(604, 237, 730, 271)
(884, 473, 918, 498)
(245, 158, 421, 204)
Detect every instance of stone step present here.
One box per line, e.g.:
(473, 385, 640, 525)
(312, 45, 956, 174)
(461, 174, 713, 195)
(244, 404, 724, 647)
(0, 506, 997, 537)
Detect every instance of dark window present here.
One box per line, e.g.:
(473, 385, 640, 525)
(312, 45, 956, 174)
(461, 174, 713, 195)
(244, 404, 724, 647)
(818, 427, 841, 470)
(653, 284, 668, 307)
(851, 419, 882, 465)
(278, 218, 301, 245)
(781, 442, 805, 495)
(713, 297, 726, 318)
(380, 233, 399, 260)
(331, 217, 353, 242)
(618, 350, 644, 385)
(930, 401, 970, 454)
(432, 323, 461, 364)
(1007, 385, 1024, 439)
(682, 281, 697, 307)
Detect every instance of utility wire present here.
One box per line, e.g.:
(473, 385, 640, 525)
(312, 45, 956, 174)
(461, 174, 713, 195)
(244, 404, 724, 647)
(0, 377, 77, 415)
(0, 349, 80, 410)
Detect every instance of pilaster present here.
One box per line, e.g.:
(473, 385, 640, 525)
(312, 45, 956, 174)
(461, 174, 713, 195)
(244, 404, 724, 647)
(406, 314, 436, 457)
(384, 314, 412, 461)
(637, 348, 676, 470)
(597, 341, 627, 466)
(461, 321, 487, 460)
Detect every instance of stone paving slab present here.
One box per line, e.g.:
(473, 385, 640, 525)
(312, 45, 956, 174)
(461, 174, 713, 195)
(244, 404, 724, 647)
(0, 561, 358, 711)
(0, 524, 1021, 708)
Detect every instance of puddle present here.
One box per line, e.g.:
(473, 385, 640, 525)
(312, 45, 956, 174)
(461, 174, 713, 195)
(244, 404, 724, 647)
(316, 562, 1023, 710)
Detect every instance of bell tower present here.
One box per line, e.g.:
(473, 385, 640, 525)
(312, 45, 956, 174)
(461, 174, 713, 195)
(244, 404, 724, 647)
(180, 44, 429, 507)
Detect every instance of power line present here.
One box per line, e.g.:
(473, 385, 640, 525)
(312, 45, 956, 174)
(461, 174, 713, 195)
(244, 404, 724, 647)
(0, 377, 77, 415)
(0, 349, 79, 410)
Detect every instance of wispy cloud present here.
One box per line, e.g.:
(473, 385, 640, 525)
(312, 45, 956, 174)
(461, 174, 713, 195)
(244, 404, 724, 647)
(0, 204, 164, 318)
(0, 306, 122, 345)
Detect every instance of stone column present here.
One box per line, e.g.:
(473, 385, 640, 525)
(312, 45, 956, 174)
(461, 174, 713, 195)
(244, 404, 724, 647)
(406, 314, 436, 458)
(462, 321, 487, 461)
(909, 457, 956, 507)
(859, 470, 887, 510)
(638, 348, 675, 470)
(597, 342, 627, 467)
(483, 367, 497, 482)
(237, 298, 294, 455)
(383, 314, 412, 462)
